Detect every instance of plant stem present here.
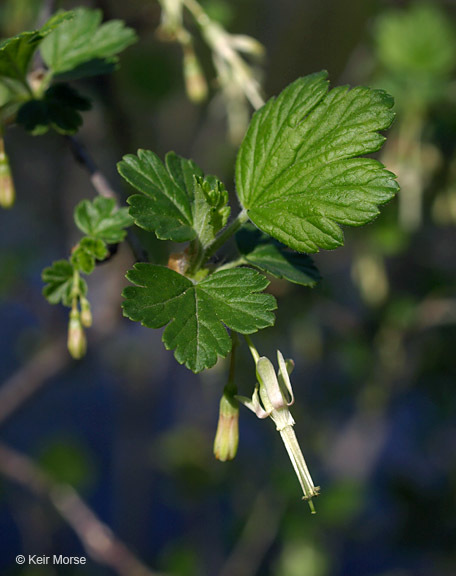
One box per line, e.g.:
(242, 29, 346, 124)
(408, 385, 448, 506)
(0, 442, 164, 576)
(244, 334, 259, 364)
(226, 332, 239, 396)
(203, 209, 249, 262)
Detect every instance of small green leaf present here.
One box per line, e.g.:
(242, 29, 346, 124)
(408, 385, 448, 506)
(74, 196, 132, 244)
(193, 175, 230, 246)
(16, 83, 91, 135)
(0, 32, 41, 81)
(42, 259, 86, 306)
(38, 11, 76, 35)
(0, 11, 74, 82)
(118, 150, 229, 246)
(40, 8, 137, 78)
(236, 71, 398, 253)
(71, 237, 108, 274)
(122, 265, 277, 372)
(236, 225, 320, 286)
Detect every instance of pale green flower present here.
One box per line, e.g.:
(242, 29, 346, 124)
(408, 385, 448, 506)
(238, 348, 320, 513)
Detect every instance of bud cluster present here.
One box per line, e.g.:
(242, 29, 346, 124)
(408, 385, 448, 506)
(67, 271, 92, 360)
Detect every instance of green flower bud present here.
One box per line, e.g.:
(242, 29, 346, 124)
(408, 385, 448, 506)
(80, 296, 92, 327)
(214, 390, 239, 462)
(0, 145, 15, 209)
(183, 45, 208, 103)
(67, 309, 87, 359)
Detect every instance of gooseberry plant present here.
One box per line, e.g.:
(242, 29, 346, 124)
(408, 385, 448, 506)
(0, 7, 398, 513)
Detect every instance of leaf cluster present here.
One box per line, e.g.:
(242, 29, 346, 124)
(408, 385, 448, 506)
(119, 71, 398, 372)
(0, 8, 136, 132)
(42, 196, 132, 305)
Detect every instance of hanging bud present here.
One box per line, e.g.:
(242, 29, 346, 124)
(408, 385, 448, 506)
(214, 389, 239, 462)
(67, 308, 87, 359)
(183, 44, 208, 103)
(0, 137, 15, 209)
(229, 34, 265, 58)
(80, 296, 92, 327)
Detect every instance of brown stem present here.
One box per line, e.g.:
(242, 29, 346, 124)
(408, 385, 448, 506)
(0, 442, 165, 576)
(66, 135, 118, 201)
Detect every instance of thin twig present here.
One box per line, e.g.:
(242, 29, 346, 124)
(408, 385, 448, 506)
(0, 442, 165, 576)
(37, 0, 57, 27)
(66, 135, 118, 201)
(65, 135, 148, 262)
(0, 339, 70, 427)
(218, 489, 284, 576)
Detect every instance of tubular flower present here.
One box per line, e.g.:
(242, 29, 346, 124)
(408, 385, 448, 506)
(238, 351, 320, 513)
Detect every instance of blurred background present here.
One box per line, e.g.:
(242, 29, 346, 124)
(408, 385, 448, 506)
(1, 0, 456, 574)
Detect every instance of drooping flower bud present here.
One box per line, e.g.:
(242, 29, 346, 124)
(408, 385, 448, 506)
(67, 308, 87, 359)
(183, 44, 208, 103)
(0, 138, 15, 209)
(80, 296, 92, 327)
(214, 389, 239, 462)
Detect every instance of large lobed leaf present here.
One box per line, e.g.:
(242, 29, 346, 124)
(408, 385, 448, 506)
(118, 150, 230, 245)
(122, 265, 277, 372)
(40, 8, 137, 78)
(235, 71, 398, 253)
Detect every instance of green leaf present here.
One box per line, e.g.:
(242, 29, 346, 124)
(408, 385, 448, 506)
(236, 71, 398, 253)
(16, 83, 91, 135)
(39, 11, 76, 36)
(375, 4, 456, 79)
(74, 196, 132, 244)
(118, 150, 230, 246)
(42, 259, 87, 306)
(119, 150, 196, 242)
(50, 59, 117, 82)
(0, 11, 74, 82)
(40, 8, 137, 78)
(122, 265, 277, 372)
(0, 32, 41, 81)
(236, 225, 320, 286)
(193, 175, 230, 246)
(71, 237, 108, 274)
(0, 78, 27, 124)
